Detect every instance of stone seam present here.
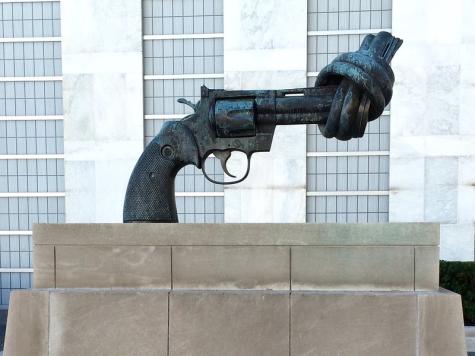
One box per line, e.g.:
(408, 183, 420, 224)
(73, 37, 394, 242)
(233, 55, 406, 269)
(167, 291, 170, 356)
(170, 246, 173, 290)
(416, 293, 420, 356)
(53, 246, 57, 289)
(413, 246, 416, 291)
(48, 290, 51, 356)
(289, 247, 292, 356)
(289, 247, 292, 290)
(288, 291, 292, 356)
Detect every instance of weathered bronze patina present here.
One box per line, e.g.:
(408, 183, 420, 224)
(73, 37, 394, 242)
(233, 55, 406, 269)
(123, 31, 402, 223)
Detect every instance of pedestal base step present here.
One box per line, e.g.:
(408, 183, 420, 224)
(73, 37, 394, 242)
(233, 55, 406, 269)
(4, 289, 466, 356)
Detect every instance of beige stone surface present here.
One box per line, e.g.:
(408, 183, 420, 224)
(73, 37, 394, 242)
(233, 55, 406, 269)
(33, 223, 439, 246)
(49, 290, 168, 356)
(33, 245, 55, 288)
(172, 246, 290, 290)
(291, 292, 417, 356)
(3, 289, 467, 356)
(55, 245, 171, 288)
(3, 291, 49, 356)
(418, 290, 467, 356)
(169, 291, 289, 356)
(415, 246, 439, 290)
(32, 223, 441, 291)
(291, 246, 415, 291)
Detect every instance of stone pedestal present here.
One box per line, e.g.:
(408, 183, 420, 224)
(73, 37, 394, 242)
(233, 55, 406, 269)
(4, 223, 467, 356)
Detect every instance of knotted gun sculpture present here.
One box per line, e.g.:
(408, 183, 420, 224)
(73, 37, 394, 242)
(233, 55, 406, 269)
(124, 31, 402, 223)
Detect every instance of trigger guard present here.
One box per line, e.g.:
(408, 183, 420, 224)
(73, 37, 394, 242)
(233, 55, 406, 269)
(202, 154, 251, 185)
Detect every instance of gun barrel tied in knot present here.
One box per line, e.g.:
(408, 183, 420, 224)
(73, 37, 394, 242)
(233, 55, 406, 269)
(315, 31, 402, 140)
(123, 31, 403, 223)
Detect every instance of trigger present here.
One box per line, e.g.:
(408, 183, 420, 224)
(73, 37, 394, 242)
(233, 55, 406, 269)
(213, 150, 236, 178)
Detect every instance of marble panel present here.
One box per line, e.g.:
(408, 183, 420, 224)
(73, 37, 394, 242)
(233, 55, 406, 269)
(172, 246, 290, 290)
(418, 291, 467, 356)
(3, 291, 49, 356)
(33, 245, 55, 288)
(424, 157, 458, 223)
(169, 291, 289, 356)
(55, 245, 171, 288)
(291, 246, 415, 291)
(291, 292, 417, 356)
(391, 0, 475, 260)
(440, 223, 475, 261)
(415, 246, 440, 290)
(62, 0, 144, 223)
(49, 290, 168, 356)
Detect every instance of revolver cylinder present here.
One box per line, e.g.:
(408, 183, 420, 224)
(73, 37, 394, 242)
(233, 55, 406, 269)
(213, 86, 337, 139)
(214, 99, 256, 138)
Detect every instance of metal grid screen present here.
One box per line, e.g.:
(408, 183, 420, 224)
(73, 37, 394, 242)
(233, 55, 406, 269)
(308, 0, 391, 31)
(143, 0, 224, 223)
(143, 0, 223, 35)
(306, 0, 392, 223)
(0, 158, 64, 192)
(0, 81, 62, 116)
(0, 1, 63, 308)
(307, 156, 389, 192)
(0, 120, 63, 154)
(0, 41, 62, 76)
(0, 197, 64, 230)
(0, 2, 61, 38)
(144, 38, 223, 75)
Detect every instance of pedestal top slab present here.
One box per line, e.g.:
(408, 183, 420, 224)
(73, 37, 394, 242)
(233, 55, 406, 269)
(33, 223, 439, 246)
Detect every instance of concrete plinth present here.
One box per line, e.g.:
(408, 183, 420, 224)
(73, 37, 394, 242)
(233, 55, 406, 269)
(3, 223, 467, 355)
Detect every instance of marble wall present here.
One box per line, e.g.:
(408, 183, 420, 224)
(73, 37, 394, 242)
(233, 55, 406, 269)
(58, 0, 475, 261)
(61, 0, 144, 222)
(223, 0, 308, 222)
(391, 0, 475, 260)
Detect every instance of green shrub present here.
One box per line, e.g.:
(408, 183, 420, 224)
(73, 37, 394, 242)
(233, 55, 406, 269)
(440, 261, 475, 325)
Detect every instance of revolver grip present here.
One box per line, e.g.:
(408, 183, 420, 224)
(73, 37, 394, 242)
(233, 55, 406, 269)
(123, 121, 199, 223)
